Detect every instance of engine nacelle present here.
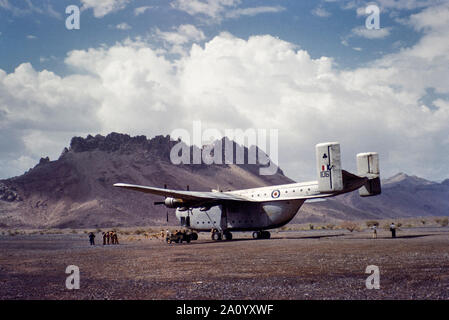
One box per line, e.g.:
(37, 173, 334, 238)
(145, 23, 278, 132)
(357, 152, 381, 197)
(164, 197, 184, 208)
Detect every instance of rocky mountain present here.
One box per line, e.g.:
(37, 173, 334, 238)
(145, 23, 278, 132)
(1, 133, 448, 229)
(0, 133, 292, 228)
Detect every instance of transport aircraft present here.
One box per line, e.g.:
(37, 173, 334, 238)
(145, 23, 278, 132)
(114, 142, 381, 240)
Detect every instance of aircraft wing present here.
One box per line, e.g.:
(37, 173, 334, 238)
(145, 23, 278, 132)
(113, 183, 251, 202)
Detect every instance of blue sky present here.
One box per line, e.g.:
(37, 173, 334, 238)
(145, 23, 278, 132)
(1, 0, 449, 182)
(0, 0, 424, 73)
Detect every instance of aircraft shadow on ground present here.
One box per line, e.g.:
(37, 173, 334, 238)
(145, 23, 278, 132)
(273, 233, 347, 240)
(174, 233, 347, 245)
(169, 232, 446, 246)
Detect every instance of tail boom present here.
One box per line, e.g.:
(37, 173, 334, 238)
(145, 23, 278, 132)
(315, 142, 381, 197)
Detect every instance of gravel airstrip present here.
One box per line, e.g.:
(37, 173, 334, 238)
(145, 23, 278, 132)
(1, 228, 448, 300)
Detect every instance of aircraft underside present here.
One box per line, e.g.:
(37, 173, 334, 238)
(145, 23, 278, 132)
(176, 199, 305, 239)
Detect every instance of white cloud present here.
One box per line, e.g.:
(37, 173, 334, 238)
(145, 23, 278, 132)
(351, 26, 391, 39)
(80, 0, 131, 18)
(26, 35, 37, 40)
(226, 6, 285, 19)
(155, 24, 206, 46)
(376, 0, 444, 10)
(0, 0, 62, 18)
(154, 25, 206, 55)
(341, 25, 391, 47)
(134, 6, 153, 16)
(39, 55, 57, 64)
(344, 0, 444, 11)
(0, 63, 102, 178)
(356, 6, 366, 16)
(1, 3, 449, 181)
(170, 0, 284, 22)
(116, 22, 132, 30)
(408, 2, 449, 31)
(171, 0, 239, 19)
(312, 6, 331, 17)
(45, 3, 62, 19)
(63, 39, 179, 136)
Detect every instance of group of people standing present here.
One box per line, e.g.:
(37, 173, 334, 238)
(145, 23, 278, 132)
(103, 231, 119, 245)
(88, 231, 120, 245)
(371, 222, 397, 239)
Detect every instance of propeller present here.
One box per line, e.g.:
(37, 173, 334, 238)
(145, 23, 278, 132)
(154, 183, 168, 205)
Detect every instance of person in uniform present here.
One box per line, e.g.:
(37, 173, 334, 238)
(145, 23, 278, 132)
(390, 222, 396, 238)
(88, 232, 95, 245)
(165, 229, 169, 242)
(165, 229, 170, 242)
(106, 231, 110, 245)
(102, 232, 106, 245)
(372, 225, 377, 239)
(110, 231, 115, 244)
(113, 232, 119, 244)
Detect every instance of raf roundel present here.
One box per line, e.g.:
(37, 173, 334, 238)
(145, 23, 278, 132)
(271, 190, 281, 199)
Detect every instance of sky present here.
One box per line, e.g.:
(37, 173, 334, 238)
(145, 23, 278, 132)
(0, 0, 449, 183)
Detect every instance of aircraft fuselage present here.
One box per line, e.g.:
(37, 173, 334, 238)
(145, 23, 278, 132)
(175, 180, 324, 232)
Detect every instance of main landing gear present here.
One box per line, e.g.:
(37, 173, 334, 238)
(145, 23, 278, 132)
(211, 229, 233, 241)
(252, 231, 270, 239)
(210, 229, 270, 240)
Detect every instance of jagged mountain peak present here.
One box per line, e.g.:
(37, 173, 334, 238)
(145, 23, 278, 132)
(0, 132, 292, 228)
(68, 132, 171, 154)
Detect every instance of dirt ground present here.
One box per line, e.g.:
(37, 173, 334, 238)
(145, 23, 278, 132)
(0, 227, 448, 300)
